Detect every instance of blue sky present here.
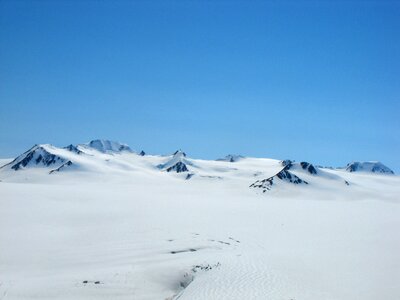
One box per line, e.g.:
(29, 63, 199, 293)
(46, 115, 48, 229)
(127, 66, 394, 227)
(1, 0, 399, 171)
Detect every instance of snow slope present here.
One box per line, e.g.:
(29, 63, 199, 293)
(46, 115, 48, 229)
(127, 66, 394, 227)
(0, 142, 399, 300)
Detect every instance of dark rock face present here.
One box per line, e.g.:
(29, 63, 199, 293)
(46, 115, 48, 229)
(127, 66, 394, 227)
(346, 164, 357, 172)
(118, 145, 131, 152)
(282, 160, 318, 175)
(250, 168, 308, 192)
(49, 161, 73, 174)
(173, 150, 186, 157)
(276, 169, 307, 184)
(157, 150, 189, 174)
(281, 159, 293, 168)
(10, 146, 65, 171)
(64, 144, 82, 154)
(300, 162, 317, 174)
(250, 177, 274, 191)
(139, 150, 146, 156)
(166, 161, 188, 173)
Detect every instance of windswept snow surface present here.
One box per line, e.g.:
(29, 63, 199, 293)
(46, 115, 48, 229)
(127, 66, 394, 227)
(0, 148, 399, 300)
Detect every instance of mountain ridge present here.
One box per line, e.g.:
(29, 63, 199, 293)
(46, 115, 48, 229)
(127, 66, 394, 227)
(0, 140, 395, 190)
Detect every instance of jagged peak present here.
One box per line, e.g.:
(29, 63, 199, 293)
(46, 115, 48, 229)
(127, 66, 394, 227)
(64, 144, 83, 154)
(1, 144, 66, 171)
(250, 168, 308, 192)
(173, 149, 186, 157)
(158, 150, 189, 173)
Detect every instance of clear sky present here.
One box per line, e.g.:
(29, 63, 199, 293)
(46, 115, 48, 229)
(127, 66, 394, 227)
(1, 0, 399, 171)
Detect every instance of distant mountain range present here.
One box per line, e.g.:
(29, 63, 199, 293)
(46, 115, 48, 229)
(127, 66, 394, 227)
(0, 139, 395, 191)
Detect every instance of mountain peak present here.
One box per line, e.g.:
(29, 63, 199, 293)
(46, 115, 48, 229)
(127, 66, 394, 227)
(64, 144, 83, 154)
(250, 168, 308, 192)
(85, 139, 133, 153)
(173, 150, 186, 157)
(345, 161, 394, 174)
(158, 150, 189, 173)
(1, 144, 66, 171)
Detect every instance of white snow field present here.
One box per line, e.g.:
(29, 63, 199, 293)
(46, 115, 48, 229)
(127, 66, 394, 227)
(0, 140, 399, 300)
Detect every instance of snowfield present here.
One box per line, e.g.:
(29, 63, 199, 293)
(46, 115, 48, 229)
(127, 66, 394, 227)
(0, 141, 399, 300)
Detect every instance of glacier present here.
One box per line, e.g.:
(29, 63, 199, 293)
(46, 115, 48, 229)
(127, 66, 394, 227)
(0, 139, 399, 300)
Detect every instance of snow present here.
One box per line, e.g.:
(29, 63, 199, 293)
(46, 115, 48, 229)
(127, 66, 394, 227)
(157, 150, 190, 173)
(82, 139, 133, 153)
(216, 154, 244, 162)
(1, 144, 67, 171)
(0, 144, 399, 299)
(345, 161, 394, 174)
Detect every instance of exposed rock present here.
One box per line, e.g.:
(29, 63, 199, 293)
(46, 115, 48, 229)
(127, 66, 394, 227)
(173, 150, 186, 157)
(300, 162, 318, 175)
(250, 168, 308, 192)
(345, 161, 394, 174)
(49, 161, 73, 174)
(3, 145, 66, 171)
(64, 144, 83, 154)
(85, 139, 133, 153)
(166, 161, 188, 173)
(217, 155, 243, 162)
(158, 150, 189, 173)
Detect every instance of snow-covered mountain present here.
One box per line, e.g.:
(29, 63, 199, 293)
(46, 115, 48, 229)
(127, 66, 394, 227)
(345, 161, 394, 174)
(83, 139, 133, 153)
(0, 140, 141, 174)
(1, 141, 399, 300)
(250, 168, 308, 192)
(157, 150, 189, 173)
(0, 144, 68, 171)
(0, 141, 396, 183)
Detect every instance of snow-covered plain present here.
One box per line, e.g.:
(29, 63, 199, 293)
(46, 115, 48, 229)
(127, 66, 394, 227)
(0, 141, 399, 300)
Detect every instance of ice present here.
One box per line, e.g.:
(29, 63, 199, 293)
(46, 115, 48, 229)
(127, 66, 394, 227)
(0, 142, 399, 299)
